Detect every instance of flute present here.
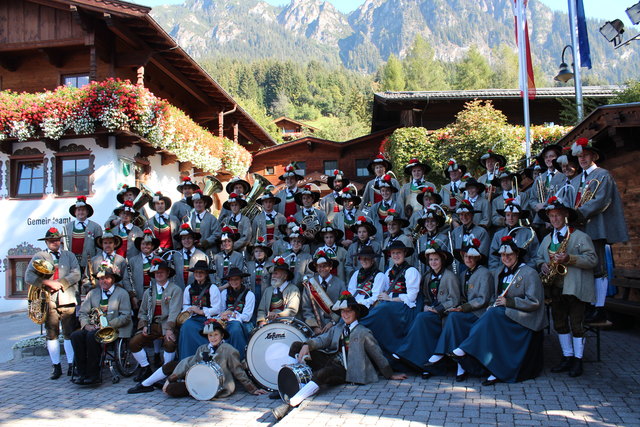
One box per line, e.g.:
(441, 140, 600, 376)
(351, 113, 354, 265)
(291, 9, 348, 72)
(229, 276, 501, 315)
(492, 267, 522, 307)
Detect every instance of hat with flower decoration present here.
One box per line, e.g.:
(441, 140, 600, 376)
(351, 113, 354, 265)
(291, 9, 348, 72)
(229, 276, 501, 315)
(556, 146, 582, 170)
(114, 200, 140, 218)
(380, 208, 410, 228)
(283, 223, 309, 244)
(225, 176, 251, 195)
(403, 158, 432, 176)
(493, 235, 524, 257)
(536, 141, 563, 169)
(417, 186, 443, 206)
(148, 191, 173, 211)
(335, 186, 362, 206)
(222, 192, 248, 210)
(373, 173, 399, 193)
(93, 261, 122, 283)
(417, 204, 447, 229)
(134, 229, 160, 251)
(496, 195, 530, 220)
(571, 137, 603, 161)
(174, 223, 201, 241)
(419, 239, 454, 267)
(489, 167, 518, 186)
(176, 175, 201, 193)
(294, 184, 321, 206)
(327, 169, 350, 190)
(315, 221, 344, 242)
(116, 184, 141, 204)
(537, 195, 579, 224)
(247, 235, 274, 258)
(278, 216, 300, 235)
(69, 195, 94, 218)
(95, 228, 123, 250)
(331, 290, 369, 318)
(201, 318, 230, 338)
(383, 240, 415, 257)
(479, 149, 507, 169)
(278, 163, 305, 181)
(309, 248, 340, 272)
(256, 185, 281, 205)
(218, 226, 240, 243)
(38, 227, 66, 241)
(455, 199, 479, 215)
(462, 177, 486, 195)
(190, 189, 213, 210)
(148, 256, 176, 278)
(367, 153, 393, 174)
(268, 255, 295, 281)
(349, 215, 377, 236)
(443, 158, 467, 178)
(454, 237, 486, 264)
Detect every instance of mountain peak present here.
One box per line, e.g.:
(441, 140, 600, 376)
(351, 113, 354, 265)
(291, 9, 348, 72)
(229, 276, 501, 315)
(278, 0, 352, 44)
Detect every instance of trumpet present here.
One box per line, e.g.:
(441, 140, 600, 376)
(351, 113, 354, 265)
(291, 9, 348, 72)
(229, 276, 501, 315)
(89, 307, 119, 344)
(576, 178, 601, 208)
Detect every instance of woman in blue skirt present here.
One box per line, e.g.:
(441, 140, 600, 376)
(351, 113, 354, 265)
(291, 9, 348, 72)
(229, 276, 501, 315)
(392, 239, 460, 377)
(453, 236, 545, 385)
(178, 260, 221, 360)
(426, 238, 493, 381)
(218, 266, 255, 360)
(359, 240, 420, 357)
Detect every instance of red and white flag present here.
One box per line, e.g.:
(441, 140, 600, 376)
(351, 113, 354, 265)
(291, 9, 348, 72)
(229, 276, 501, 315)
(513, 0, 536, 99)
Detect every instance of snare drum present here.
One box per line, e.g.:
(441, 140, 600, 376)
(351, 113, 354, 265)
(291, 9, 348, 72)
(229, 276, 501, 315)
(246, 317, 312, 391)
(277, 363, 313, 403)
(185, 361, 225, 400)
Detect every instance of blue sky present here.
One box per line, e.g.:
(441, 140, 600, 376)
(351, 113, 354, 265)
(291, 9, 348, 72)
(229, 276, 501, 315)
(133, 0, 638, 23)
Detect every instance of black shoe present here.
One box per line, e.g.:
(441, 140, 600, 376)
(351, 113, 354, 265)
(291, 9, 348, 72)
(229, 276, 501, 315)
(79, 376, 101, 386)
(421, 371, 432, 380)
(67, 364, 74, 376)
(127, 383, 155, 394)
(268, 390, 280, 400)
(271, 403, 292, 420)
(133, 365, 152, 382)
(568, 358, 583, 377)
(50, 364, 62, 380)
(424, 357, 444, 368)
(153, 380, 164, 390)
(482, 378, 500, 386)
(585, 308, 607, 324)
(551, 356, 573, 373)
(448, 352, 465, 364)
(456, 372, 468, 382)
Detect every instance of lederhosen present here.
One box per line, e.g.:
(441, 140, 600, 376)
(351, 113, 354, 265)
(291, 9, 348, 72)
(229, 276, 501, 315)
(45, 252, 78, 340)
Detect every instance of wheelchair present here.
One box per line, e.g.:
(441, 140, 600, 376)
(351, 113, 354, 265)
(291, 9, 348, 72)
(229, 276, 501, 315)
(72, 336, 139, 385)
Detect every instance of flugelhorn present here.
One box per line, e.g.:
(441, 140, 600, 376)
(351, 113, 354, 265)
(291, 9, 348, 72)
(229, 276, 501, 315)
(576, 178, 601, 208)
(241, 173, 271, 220)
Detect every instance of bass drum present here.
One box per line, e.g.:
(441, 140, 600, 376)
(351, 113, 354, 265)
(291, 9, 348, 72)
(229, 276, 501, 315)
(277, 363, 313, 403)
(185, 361, 225, 400)
(246, 317, 312, 391)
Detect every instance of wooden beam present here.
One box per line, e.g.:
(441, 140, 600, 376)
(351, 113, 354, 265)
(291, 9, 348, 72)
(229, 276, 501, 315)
(0, 55, 20, 72)
(38, 48, 65, 68)
(0, 140, 13, 155)
(115, 51, 152, 68)
(139, 144, 157, 158)
(178, 161, 193, 172)
(0, 38, 84, 53)
(43, 139, 60, 152)
(95, 134, 109, 149)
(161, 152, 177, 165)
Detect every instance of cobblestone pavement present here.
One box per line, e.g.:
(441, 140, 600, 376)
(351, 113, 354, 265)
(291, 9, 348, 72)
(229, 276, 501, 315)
(0, 327, 639, 427)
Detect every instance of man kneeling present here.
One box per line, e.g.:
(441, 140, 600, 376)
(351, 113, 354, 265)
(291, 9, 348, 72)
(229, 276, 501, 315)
(272, 291, 406, 420)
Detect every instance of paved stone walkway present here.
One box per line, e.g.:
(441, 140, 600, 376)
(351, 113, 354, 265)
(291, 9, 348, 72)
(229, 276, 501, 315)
(0, 327, 639, 426)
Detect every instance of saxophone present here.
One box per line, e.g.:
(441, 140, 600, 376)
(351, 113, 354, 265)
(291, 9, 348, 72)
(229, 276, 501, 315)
(541, 227, 571, 286)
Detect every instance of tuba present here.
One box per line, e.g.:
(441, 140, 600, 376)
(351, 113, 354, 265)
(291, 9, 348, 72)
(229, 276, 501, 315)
(90, 307, 119, 344)
(240, 173, 272, 220)
(203, 175, 223, 196)
(132, 183, 154, 228)
(27, 259, 55, 325)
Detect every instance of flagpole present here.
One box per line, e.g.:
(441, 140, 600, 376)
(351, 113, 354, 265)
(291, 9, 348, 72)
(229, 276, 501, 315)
(568, 0, 584, 121)
(516, 0, 532, 162)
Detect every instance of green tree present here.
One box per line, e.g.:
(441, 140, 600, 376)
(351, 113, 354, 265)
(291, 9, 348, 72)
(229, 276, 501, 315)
(403, 35, 449, 91)
(490, 44, 519, 89)
(453, 46, 492, 90)
(608, 80, 640, 104)
(270, 90, 293, 118)
(380, 54, 406, 91)
(236, 97, 283, 143)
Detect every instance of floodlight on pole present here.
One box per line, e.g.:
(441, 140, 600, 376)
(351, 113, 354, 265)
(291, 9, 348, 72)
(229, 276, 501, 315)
(626, 1, 640, 25)
(600, 19, 625, 45)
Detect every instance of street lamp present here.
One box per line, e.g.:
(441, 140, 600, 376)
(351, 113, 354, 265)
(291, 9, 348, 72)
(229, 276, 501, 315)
(554, 46, 574, 83)
(600, 19, 625, 46)
(554, 44, 583, 121)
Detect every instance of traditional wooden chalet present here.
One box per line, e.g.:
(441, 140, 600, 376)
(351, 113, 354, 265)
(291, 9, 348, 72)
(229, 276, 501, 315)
(555, 103, 640, 322)
(372, 87, 619, 132)
(273, 116, 317, 141)
(0, 0, 275, 313)
(250, 128, 396, 193)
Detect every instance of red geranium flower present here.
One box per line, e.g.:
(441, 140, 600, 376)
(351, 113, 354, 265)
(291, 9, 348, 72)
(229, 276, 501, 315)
(143, 229, 153, 235)
(333, 169, 340, 176)
(49, 227, 59, 233)
(257, 236, 265, 243)
(576, 137, 589, 146)
(229, 192, 238, 198)
(77, 195, 87, 202)
(124, 200, 133, 207)
(472, 238, 481, 247)
(180, 223, 190, 230)
(182, 176, 191, 182)
(501, 236, 513, 242)
(357, 216, 367, 222)
(286, 216, 296, 223)
(547, 196, 558, 204)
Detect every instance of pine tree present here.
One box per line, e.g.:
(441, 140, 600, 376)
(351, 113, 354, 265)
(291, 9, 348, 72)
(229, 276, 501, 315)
(403, 35, 449, 91)
(381, 54, 406, 91)
(453, 46, 492, 90)
(490, 44, 519, 89)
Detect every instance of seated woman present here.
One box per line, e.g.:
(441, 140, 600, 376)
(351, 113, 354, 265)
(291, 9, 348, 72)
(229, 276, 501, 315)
(359, 240, 420, 357)
(345, 216, 381, 281)
(218, 267, 255, 360)
(347, 245, 388, 309)
(453, 236, 545, 385)
(128, 319, 267, 397)
(426, 239, 493, 381)
(392, 240, 459, 377)
(177, 260, 221, 360)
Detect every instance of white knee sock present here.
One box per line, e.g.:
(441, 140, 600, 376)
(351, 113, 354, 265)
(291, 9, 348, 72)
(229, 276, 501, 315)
(558, 333, 574, 357)
(289, 381, 319, 407)
(153, 339, 163, 354)
(142, 367, 168, 387)
(573, 336, 585, 359)
(132, 349, 149, 367)
(457, 363, 465, 376)
(63, 339, 74, 365)
(452, 348, 466, 357)
(428, 354, 443, 364)
(594, 277, 608, 307)
(163, 351, 175, 364)
(47, 339, 60, 365)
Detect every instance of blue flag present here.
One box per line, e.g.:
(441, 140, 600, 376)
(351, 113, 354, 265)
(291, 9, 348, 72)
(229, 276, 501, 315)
(576, 0, 592, 69)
